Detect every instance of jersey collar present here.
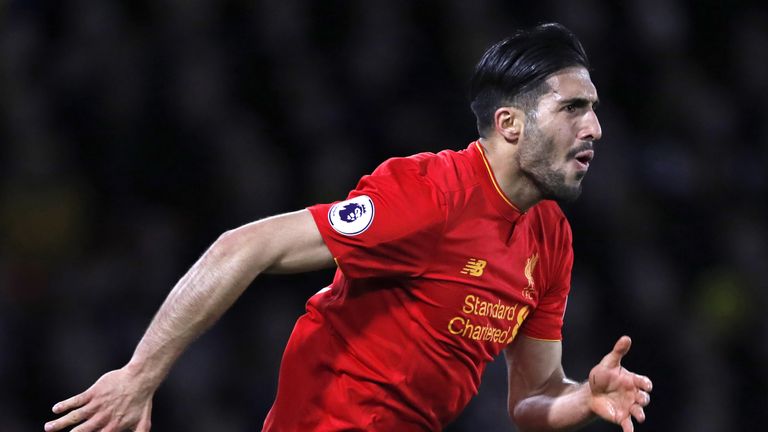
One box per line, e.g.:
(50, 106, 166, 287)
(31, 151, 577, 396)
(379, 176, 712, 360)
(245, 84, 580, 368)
(469, 141, 525, 223)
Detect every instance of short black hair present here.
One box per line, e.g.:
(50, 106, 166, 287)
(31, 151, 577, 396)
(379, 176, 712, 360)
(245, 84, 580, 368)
(469, 23, 590, 137)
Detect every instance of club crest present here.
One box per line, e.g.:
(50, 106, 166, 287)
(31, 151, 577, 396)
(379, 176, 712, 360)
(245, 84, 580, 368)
(522, 253, 539, 300)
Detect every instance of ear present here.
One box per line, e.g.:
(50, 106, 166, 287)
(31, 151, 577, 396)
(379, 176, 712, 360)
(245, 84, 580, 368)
(493, 106, 525, 143)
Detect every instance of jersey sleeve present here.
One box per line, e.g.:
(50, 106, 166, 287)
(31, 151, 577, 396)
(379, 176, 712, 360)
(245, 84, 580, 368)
(307, 157, 446, 279)
(521, 215, 573, 341)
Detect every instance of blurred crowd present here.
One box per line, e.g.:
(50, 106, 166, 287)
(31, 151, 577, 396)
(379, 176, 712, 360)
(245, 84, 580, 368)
(2, 0, 766, 431)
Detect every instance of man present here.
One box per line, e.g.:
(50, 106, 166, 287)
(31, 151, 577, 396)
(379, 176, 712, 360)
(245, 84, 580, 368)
(46, 23, 652, 432)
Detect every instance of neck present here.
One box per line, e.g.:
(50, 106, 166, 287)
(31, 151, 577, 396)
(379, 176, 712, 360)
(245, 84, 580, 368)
(478, 137, 542, 212)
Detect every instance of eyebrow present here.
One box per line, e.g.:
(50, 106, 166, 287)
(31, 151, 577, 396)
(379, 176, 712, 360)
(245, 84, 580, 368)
(560, 97, 600, 109)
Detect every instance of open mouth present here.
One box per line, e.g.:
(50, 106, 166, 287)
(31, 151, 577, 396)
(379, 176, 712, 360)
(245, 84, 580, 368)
(573, 150, 594, 168)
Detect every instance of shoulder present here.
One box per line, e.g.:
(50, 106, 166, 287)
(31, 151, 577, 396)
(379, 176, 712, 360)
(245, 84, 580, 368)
(351, 151, 458, 222)
(374, 148, 472, 178)
(526, 200, 572, 242)
(371, 147, 477, 195)
(529, 200, 568, 224)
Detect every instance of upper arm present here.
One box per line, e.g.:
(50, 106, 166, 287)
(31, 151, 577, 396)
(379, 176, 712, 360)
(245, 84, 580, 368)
(304, 159, 446, 279)
(504, 336, 567, 411)
(221, 209, 335, 275)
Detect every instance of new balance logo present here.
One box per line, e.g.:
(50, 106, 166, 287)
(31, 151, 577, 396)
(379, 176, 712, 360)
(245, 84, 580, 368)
(461, 258, 487, 277)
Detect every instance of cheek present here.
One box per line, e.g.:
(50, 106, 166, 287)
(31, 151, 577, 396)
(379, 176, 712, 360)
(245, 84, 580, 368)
(522, 139, 550, 164)
(552, 131, 574, 159)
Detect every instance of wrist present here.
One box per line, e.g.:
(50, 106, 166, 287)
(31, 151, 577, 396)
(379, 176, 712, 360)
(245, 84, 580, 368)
(512, 380, 598, 431)
(583, 380, 611, 426)
(557, 381, 599, 428)
(124, 356, 166, 389)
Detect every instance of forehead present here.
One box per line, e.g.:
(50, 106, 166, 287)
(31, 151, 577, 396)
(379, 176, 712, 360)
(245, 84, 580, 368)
(541, 66, 598, 103)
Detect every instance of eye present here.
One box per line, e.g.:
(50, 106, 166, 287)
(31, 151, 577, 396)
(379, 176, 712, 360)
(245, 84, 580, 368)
(564, 104, 577, 113)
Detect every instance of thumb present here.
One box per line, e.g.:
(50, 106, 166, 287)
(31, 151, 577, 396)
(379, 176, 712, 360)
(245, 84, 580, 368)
(600, 335, 631, 368)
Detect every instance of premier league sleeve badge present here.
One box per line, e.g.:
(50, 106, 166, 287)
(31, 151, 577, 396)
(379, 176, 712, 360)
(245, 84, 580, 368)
(328, 195, 375, 236)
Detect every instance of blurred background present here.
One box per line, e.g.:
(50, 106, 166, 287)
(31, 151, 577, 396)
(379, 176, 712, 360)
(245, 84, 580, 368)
(2, 0, 767, 430)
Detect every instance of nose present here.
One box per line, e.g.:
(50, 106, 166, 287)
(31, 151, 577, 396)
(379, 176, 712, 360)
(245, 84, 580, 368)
(579, 110, 602, 141)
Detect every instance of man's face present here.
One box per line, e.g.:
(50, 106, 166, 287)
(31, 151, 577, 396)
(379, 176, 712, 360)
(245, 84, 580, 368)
(516, 66, 602, 202)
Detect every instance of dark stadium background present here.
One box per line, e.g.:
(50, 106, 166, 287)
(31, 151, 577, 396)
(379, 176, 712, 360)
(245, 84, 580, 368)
(3, 1, 766, 431)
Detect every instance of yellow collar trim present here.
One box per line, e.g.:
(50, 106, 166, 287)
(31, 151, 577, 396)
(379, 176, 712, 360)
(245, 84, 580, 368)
(474, 142, 521, 212)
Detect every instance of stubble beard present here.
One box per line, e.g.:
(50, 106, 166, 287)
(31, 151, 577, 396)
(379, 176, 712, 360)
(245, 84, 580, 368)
(516, 120, 584, 203)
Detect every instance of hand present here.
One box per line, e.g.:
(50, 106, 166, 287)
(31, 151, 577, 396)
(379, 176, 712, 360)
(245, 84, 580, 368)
(45, 367, 155, 432)
(588, 336, 653, 432)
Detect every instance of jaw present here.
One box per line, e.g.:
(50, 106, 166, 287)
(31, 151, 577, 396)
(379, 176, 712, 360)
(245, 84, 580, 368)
(527, 163, 585, 203)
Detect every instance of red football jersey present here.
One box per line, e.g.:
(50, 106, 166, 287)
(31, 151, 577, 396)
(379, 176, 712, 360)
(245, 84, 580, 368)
(263, 141, 573, 431)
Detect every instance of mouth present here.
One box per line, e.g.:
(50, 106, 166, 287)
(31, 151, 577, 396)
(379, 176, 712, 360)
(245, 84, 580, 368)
(572, 150, 594, 170)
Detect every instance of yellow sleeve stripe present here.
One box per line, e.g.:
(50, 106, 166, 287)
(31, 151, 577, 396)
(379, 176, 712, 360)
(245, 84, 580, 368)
(523, 335, 562, 342)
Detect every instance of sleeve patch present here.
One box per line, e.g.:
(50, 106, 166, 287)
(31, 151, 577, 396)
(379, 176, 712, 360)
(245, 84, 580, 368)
(328, 195, 375, 236)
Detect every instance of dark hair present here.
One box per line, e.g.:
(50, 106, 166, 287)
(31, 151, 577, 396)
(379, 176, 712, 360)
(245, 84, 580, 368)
(469, 23, 590, 137)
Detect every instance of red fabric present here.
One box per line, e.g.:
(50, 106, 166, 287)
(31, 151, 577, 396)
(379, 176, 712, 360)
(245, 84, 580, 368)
(263, 142, 573, 431)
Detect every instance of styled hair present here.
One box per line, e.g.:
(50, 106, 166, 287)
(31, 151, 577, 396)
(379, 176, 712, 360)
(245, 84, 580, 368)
(469, 23, 590, 137)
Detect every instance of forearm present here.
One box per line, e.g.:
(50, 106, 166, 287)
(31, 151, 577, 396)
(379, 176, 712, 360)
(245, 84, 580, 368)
(125, 229, 269, 386)
(45, 211, 333, 432)
(120, 210, 333, 388)
(512, 379, 596, 432)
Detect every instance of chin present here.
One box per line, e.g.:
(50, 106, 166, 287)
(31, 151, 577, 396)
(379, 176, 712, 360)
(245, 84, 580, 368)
(554, 188, 582, 203)
(527, 168, 584, 203)
(545, 181, 583, 203)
